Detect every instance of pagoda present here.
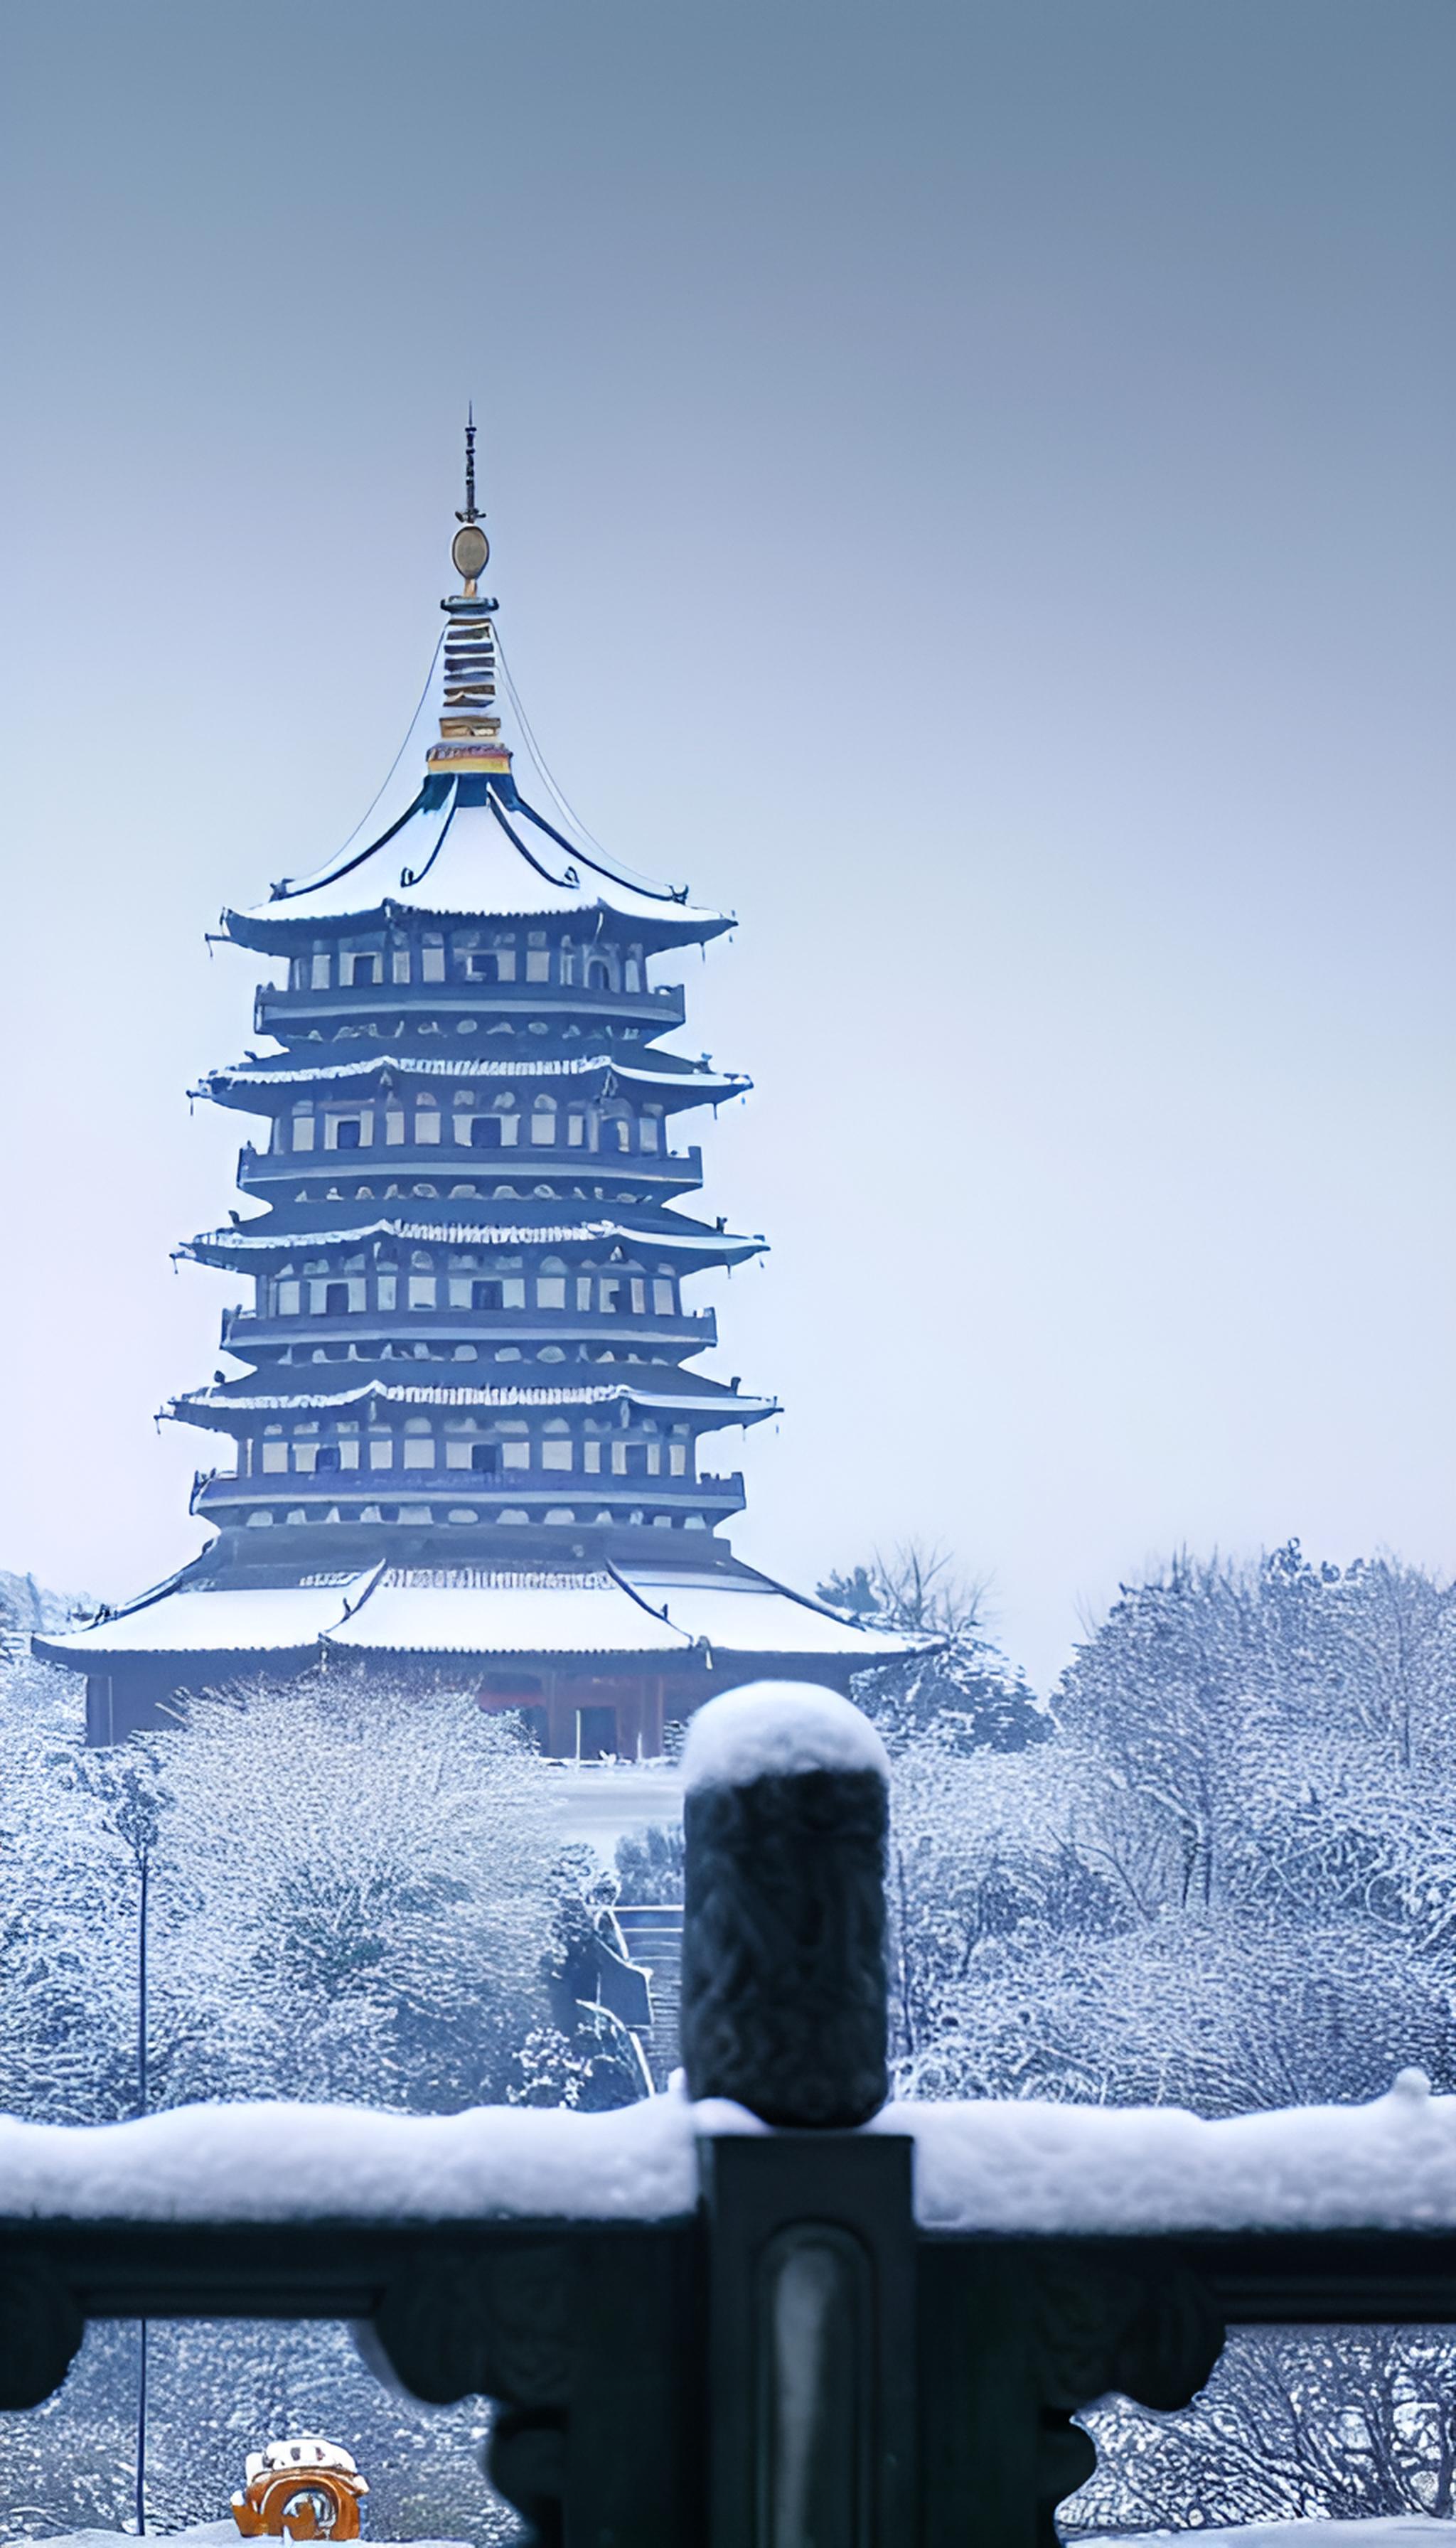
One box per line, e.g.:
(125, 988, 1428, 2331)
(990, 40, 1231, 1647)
(41, 436, 912, 1749)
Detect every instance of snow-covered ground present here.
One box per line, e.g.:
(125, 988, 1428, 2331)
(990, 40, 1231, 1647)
(1087, 2526, 1456, 2547)
(3, 2067, 1456, 2232)
(18, 2529, 469, 2547)
(20, 2516, 1456, 2547)
(551, 1760, 682, 1851)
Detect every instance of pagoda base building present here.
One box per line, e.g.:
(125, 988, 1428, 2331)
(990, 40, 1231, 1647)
(41, 448, 914, 1749)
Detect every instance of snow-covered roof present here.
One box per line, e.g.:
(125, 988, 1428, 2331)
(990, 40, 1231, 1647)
(181, 1214, 764, 1270)
(619, 1567, 922, 1659)
(326, 1568, 694, 1657)
(682, 1683, 889, 1792)
(173, 1379, 773, 1424)
(198, 1051, 749, 1103)
(1, 2070, 1453, 2233)
(37, 1574, 378, 1661)
(38, 1557, 921, 1672)
(225, 781, 732, 951)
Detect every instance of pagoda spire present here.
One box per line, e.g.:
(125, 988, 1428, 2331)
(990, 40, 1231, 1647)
(457, 404, 481, 526)
(431, 410, 511, 779)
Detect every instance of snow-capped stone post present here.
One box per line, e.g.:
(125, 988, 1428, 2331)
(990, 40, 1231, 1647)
(680, 1681, 916, 2547)
(679, 1679, 892, 2125)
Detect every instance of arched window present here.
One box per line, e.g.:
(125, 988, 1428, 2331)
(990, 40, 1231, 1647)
(494, 1095, 520, 1147)
(536, 1255, 567, 1311)
(541, 1418, 573, 1472)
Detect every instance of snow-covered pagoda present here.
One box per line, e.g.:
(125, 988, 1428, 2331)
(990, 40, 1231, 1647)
(42, 446, 911, 1748)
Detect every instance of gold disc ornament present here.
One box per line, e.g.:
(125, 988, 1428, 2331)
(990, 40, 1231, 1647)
(451, 523, 490, 581)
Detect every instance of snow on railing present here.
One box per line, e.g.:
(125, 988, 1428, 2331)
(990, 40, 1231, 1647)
(0, 2070, 1451, 2234)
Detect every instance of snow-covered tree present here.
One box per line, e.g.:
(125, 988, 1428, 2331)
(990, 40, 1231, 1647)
(889, 1545, 1456, 2114)
(1069, 2325, 1456, 2532)
(818, 1539, 986, 1638)
(0, 1663, 137, 2124)
(146, 1669, 561, 2112)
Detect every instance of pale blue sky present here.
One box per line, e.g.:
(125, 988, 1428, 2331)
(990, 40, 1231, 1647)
(1, 1, 1452, 1686)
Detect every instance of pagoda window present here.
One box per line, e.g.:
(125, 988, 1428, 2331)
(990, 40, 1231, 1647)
(584, 956, 612, 993)
(469, 1115, 503, 1149)
(530, 1099, 557, 1145)
(583, 1441, 601, 1472)
(624, 958, 641, 992)
(470, 1442, 500, 1475)
(341, 952, 382, 987)
(537, 1260, 567, 1309)
(422, 936, 446, 983)
(316, 1445, 341, 1474)
(260, 1441, 288, 1473)
(653, 1278, 676, 1315)
(291, 1108, 316, 1153)
(408, 1273, 437, 1310)
(611, 1441, 629, 1474)
(310, 952, 331, 990)
(326, 1115, 366, 1150)
(501, 1439, 530, 1470)
(385, 1106, 406, 1144)
(416, 1101, 441, 1145)
(566, 1110, 586, 1147)
(646, 1443, 662, 1475)
(599, 1277, 622, 1312)
(606, 1111, 631, 1152)
(402, 1433, 435, 1470)
(275, 1278, 301, 1316)
(525, 947, 551, 985)
(631, 1279, 647, 1314)
(670, 1443, 687, 1476)
(542, 1438, 573, 1472)
(369, 1434, 394, 1469)
(391, 948, 411, 984)
(376, 1273, 398, 1310)
(639, 1115, 660, 1151)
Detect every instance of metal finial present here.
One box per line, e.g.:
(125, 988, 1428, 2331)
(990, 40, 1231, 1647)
(458, 406, 480, 526)
(451, 405, 490, 592)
